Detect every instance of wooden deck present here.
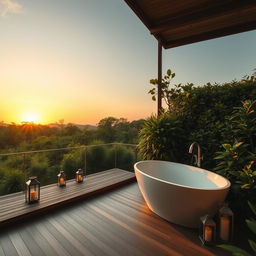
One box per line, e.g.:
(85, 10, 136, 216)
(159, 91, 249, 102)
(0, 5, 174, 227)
(0, 182, 230, 256)
(0, 168, 135, 227)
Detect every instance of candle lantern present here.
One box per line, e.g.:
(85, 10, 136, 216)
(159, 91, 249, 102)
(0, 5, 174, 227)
(76, 169, 84, 183)
(219, 204, 234, 242)
(25, 176, 40, 204)
(57, 171, 66, 187)
(199, 215, 216, 246)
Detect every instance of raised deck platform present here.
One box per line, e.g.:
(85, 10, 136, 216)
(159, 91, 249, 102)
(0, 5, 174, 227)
(0, 182, 229, 256)
(0, 169, 135, 227)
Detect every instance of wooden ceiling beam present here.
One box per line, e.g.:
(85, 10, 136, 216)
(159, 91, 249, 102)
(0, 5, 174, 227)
(124, 0, 152, 30)
(163, 21, 256, 49)
(124, 0, 256, 49)
(150, 1, 256, 35)
(124, 0, 165, 43)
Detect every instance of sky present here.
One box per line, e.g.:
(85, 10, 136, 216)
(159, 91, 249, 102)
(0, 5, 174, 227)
(0, 0, 256, 125)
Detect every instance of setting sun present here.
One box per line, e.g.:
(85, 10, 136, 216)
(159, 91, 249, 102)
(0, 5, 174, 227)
(21, 112, 41, 124)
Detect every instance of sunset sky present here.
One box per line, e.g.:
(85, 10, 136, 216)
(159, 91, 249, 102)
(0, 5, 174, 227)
(1, 0, 256, 125)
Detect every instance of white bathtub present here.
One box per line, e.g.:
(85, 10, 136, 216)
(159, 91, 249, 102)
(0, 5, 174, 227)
(134, 160, 230, 228)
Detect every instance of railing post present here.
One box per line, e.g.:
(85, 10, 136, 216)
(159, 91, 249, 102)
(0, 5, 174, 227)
(114, 144, 117, 168)
(23, 153, 27, 185)
(158, 40, 162, 116)
(84, 146, 87, 176)
(135, 146, 138, 163)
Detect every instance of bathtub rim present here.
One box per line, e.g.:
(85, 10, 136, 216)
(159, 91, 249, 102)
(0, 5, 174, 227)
(134, 160, 231, 191)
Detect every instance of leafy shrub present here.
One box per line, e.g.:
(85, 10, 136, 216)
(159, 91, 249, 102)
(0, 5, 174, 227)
(214, 100, 256, 212)
(86, 142, 109, 173)
(61, 149, 83, 179)
(3, 155, 25, 170)
(215, 143, 256, 213)
(109, 144, 135, 171)
(147, 69, 256, 169)
(138, 114, 188, 162)
(228, 100, 256, 151)
(28, 154, 50, 185)
(1, 169, 24, 194)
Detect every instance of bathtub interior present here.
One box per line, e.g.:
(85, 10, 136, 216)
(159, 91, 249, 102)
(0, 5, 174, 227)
(136, 161, 229, 190)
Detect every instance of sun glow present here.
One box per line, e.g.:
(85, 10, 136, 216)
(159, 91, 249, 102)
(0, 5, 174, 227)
(21, 112, 41, 124)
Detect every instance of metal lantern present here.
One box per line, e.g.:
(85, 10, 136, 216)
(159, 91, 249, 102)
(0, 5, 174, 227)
(199, 215, 216, 246)
(57, 171, 66, 187)
(25, 176, 40, 204)
(219, 204, 234, 242)
(75, 169, 84, 183)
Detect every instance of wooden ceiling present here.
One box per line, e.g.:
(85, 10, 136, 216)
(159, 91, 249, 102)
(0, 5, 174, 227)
(124, 0, 256, 49)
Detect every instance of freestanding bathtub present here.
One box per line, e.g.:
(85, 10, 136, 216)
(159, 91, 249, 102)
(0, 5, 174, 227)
(134, 160, 230, 228)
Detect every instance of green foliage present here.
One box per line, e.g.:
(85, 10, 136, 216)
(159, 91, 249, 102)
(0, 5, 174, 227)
(61, 149, 84, 179)
(97, 117, 143, 143)
(3, 155, 25, 170)
(214, 100, 256, 211)
(149, 69, 178, 111)
(148, 69, 256, 169)
(63, 124, 80, 136)
(0, 169, 24, 195)
(0, 117, 144, 153)
(28, 154, 50, 185)
(110, 144, 135, 171)
(214, 142, 253, 180)
(219, 201, 256, 256)
(0, 116, 142, 195)
(138, 114, 187, 162)
(86, 142, 109, 173)
(97, 117, 118, 143)
(228, 100, 256, 152)
(218, 245, 252, 256)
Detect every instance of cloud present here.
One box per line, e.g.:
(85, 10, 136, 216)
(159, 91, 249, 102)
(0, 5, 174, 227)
(0, 0, 23, 17)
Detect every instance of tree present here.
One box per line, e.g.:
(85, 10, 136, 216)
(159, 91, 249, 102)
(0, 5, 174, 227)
(97, 117, 118, 142)
(63, 123, 80, 136)
(149, 69, 181, 112)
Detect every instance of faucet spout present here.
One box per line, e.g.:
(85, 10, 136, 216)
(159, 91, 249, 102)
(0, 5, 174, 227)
(189, 142, 202, 167)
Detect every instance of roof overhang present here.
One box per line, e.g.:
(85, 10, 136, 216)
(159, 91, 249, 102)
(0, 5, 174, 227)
(124, 0, 256, 49)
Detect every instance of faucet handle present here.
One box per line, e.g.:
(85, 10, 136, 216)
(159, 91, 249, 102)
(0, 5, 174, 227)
(190, 154, 198, 166)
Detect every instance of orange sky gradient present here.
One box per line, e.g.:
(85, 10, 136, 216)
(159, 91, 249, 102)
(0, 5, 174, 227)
(1, 0, 255, 125)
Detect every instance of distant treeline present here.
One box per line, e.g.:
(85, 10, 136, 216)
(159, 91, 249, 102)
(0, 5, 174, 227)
(0, 117, 144, 152)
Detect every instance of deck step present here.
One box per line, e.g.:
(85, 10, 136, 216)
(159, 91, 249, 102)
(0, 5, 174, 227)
(0, 169, 136, 227)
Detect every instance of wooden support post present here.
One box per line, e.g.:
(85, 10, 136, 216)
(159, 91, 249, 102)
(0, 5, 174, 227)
(158, 40, 162, 116)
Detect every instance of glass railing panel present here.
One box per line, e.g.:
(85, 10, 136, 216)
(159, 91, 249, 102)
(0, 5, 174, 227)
(0, 143, 138, 196)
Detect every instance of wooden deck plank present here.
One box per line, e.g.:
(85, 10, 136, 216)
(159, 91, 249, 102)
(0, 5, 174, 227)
(0, 182, 230, 256)
(56, 214, 109, 256)
(51, 216, 98, 256)
(67, 205, 141, 256)
(18, 228, 46, 256)
(89, 203, 182, 256)
(43, 218, 88, 256)
(95, 197, 207, 256)
(58, 215, 118, 256)
(0, 235, 19, 256)
(35, 222, 71, 256)
(76, 203, 159, 256)
(8, 232, 32, 256)
(0, 241, 6, 256)
(0, 169, 135, 227)
(24, 225, 59, 256)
